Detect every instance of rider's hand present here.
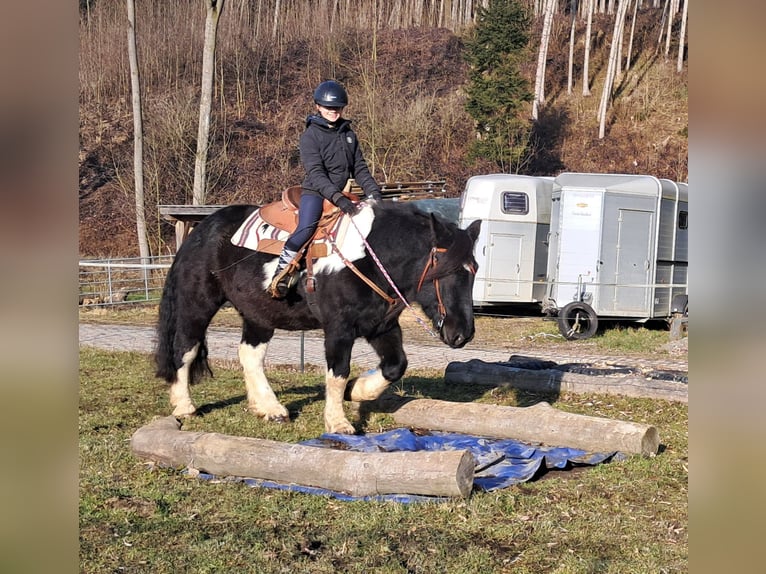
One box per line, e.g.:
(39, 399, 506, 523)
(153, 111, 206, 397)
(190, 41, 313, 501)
(336, 196, 358, 215)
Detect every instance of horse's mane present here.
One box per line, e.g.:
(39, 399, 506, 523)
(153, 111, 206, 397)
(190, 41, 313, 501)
(384, 203, 475, 282)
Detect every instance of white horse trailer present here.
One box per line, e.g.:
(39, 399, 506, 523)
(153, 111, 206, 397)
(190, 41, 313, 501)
(542, 173, 688, 339)
(458, 174, 554, 307)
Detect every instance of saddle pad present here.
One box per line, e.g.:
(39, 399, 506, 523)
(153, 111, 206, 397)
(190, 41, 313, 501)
(230, 205, 374, 272)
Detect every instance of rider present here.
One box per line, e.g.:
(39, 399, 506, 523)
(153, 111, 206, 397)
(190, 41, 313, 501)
(269, 79, 382, 298)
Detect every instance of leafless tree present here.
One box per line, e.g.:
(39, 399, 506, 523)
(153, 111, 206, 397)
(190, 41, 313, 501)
(676, 0, 688, 72)
(598, 0, 629, 138)
(532, 0, 556, 120)
(127, 0, 150, 260)
(582, 0, 594, 96)
(625, 0, 639, 70)
(192, 0, 226, 206)
(567, 0, 578, 95)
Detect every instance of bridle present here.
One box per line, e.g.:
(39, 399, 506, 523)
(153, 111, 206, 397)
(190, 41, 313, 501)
(330, 222, 476, 337)
(415, 247, 477, 330)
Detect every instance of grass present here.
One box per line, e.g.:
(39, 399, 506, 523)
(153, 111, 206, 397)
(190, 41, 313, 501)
(79, 345, 687, 573)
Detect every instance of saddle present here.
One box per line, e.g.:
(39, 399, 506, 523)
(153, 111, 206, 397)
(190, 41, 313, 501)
(255, 186, 354, 258)
(230, 185, 360, 257)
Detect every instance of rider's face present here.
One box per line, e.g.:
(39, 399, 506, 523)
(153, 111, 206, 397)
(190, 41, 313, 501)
(316, 104, 344, 123)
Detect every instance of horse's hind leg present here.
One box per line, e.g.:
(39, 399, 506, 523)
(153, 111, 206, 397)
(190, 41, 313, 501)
(239, 320, 289, 422)
(166, 292, 223, 417)
(347, 325, 408, 402)
(169, 344, 201, 417)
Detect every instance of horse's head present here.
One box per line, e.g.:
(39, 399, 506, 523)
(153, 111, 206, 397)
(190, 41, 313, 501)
(416, 216, 481, 348)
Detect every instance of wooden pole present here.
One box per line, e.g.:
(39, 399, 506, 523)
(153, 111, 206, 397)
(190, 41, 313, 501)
(444, 359, 687, 404)
(389, 399, 659, 456)
(131, 417, 474, 498)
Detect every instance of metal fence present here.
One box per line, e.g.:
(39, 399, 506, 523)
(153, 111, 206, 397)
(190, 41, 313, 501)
(78, 256, 174, 306)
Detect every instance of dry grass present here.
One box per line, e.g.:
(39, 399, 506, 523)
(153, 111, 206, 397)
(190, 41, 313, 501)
(80, 346, 687, 572)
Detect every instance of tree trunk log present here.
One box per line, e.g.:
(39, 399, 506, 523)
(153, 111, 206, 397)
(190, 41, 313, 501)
(389, 399, 659, 456)
(444, 359, 687, 404)
(131, 416, 474, 498)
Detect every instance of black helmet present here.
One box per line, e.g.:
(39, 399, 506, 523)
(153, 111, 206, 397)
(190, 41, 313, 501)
(313, 80, 348, 107)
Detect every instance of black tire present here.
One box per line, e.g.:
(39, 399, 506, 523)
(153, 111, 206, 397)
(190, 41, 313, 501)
(557, 301, 599, 340)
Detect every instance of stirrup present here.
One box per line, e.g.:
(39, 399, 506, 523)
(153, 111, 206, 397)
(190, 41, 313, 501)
(268, 266, 299, 299)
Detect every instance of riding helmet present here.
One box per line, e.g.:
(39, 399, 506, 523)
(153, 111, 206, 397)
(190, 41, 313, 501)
(313, 80, 348, 108)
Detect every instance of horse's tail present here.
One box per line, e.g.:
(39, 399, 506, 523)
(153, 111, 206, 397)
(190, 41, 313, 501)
(154, 256, 212, 384)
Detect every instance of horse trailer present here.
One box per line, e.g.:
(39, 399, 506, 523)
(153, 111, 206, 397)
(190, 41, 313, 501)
(541, 173, 688, 339)
(457, 174, 554, 307)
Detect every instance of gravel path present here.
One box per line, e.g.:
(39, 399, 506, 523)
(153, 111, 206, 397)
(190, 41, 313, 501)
(79, 322, 688, 374)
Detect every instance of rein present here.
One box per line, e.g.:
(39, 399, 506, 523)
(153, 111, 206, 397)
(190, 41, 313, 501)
(331, 215, 465, 339)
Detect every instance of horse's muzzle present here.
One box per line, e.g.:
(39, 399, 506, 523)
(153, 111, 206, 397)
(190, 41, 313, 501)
(441, 326, 475, 349)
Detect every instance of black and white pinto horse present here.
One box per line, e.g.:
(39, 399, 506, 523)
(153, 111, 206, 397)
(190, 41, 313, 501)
(155, 200, 481, 434)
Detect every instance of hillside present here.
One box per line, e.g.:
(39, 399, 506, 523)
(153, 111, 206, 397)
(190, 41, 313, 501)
(79, 8, 687, 257)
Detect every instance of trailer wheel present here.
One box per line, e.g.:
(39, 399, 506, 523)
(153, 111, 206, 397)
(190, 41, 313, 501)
(557, 302, 599, 340)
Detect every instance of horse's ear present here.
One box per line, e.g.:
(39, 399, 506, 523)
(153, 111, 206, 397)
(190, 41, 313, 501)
(465, 219, 482, 243)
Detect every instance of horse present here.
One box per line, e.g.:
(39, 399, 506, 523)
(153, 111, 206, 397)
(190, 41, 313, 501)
(154, 200, 481, 434)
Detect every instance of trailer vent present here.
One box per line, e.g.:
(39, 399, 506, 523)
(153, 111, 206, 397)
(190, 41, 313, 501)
(501, 192, 529, 215)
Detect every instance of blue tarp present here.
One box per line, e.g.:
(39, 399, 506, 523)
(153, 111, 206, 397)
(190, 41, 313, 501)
(189, 428, 622, 503)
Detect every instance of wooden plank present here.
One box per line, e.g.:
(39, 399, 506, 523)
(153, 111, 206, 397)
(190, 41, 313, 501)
(158, 205, 226, 221)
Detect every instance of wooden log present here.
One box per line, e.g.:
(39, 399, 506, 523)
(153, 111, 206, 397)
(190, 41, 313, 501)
(131, 416, 474, 498)
(388, 399, 659, 456)
(444, 359, 687, 404)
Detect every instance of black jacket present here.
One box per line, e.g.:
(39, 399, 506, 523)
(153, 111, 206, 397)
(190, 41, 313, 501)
(299, 114, 381, 204)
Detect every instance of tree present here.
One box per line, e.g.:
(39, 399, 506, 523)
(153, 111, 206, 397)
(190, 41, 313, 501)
(598, 0, 629, 138)
(127, 0, 150, 260)
(464, 0, 533, 171)
(567, 0, 579, 95)
(532, 0, 556, 120)
(676, 0, 688, 72)
(192, 0, 226, 206)
(582, 0, 594, 96)
(625, 0, 639, 70)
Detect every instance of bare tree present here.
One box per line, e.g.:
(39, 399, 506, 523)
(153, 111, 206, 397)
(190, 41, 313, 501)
(582, 0, 593, 96)
(598, 0, 629, 138)
(127, 0, 150, 260)
(676, 0, 688, 72)
(664, 0, 678, 58)
(272, 0, 281, 40)
(625, 0, 639, 70)
(192, 0, 226, 206)
(567, 0, 578, 95)
(532, 0, 556, 120)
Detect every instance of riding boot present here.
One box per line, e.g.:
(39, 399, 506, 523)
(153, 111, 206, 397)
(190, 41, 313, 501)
(268, 247, 299, 299)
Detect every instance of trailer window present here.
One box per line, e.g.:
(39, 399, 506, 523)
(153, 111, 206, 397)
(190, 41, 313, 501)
(678, 211, 688, 229)
(501, 192, 529, 214)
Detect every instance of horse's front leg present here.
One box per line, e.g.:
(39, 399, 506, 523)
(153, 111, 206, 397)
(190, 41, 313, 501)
(347, 324, 408, 402)
(324, 334, 356, 434)
(240, 323, 289, 422)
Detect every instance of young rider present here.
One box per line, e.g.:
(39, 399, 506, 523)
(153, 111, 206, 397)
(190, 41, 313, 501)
(269, 79, 382, 298)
